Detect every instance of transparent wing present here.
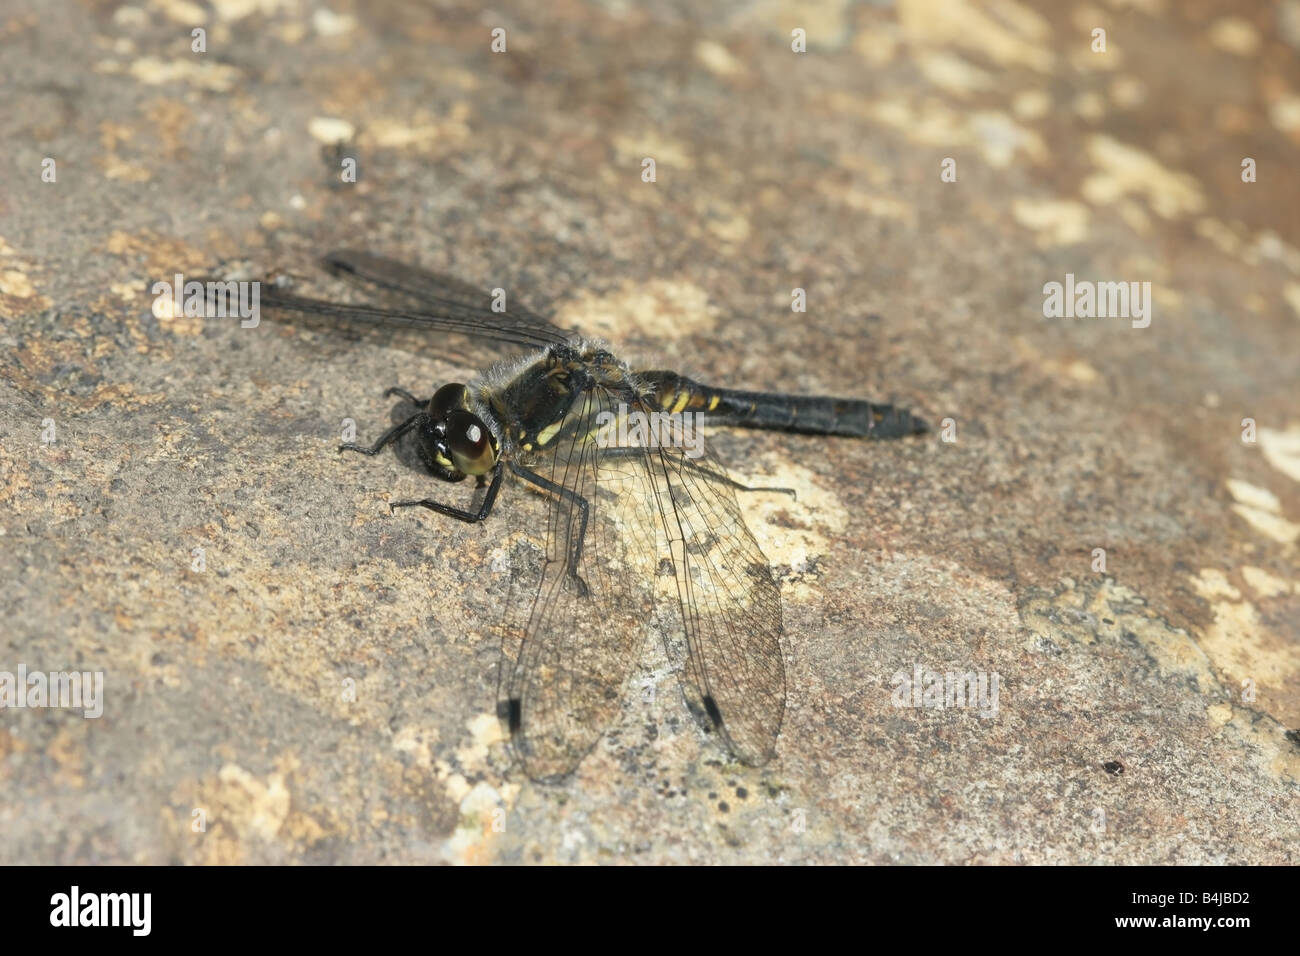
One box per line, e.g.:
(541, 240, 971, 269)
(496, 385, 661, 780)
(641, 440, 786, 765)
(497, 387, 786, 778)
(204, 253, 574, 363)
(253, 287, 569, 352)
(320, 250, 574, 345)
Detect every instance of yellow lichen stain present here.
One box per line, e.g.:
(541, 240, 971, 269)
(442, 780, 510, 865)
(897, 0, 1052, 72)
(153, 0, 208, 25)
(1011, 337, 1099, 385)
(364, 106, 470, 154)
(555, 279, 718, 341)
(48, 726, 86, 789)
(1224, 479, 1300, 544)
(694, 40, 743, 78)
(1241, 566, 1293, 599)
(169, 755, 334, 864)
(1259, 425, 1300, 484)
(1206, 702, 1233, 726)
(1221, 718, 1300, 787)
(0, 269, 36, 298)
(391, 723, 440, 770)
(1199, 599, 1299, 712)
(104, 229, 208, 280)
(969, 111, 1048, 167)
(102, 158, 152, 182)
(313, 7, 356, 37)
(841, 97, 1046, 169)
(82, 383, 168, 413)
(1011, 90, 1051, 120)
(1191, 568, 1242, 601)
(146, 99, 194, 160)
(1012, 198, 1090, 246)
(741, 462, 850, 603)
(1022, 578, 1217, 688)
(1108, 76, 1146, 109)
(612, 131, 694, 171)
(308, 116, 356, 143)
(1270, 95, 1300, 137)
(1207, 17, 1261, 56)
(1195, 217, 1244, 257)
(1075, 91, 1107, 122)
(1024, 577, 1300, 780)
(1101, 0, 1165, 14)
(1284, 283, 1300, 320)
(1115, 200, 1152, 235)
(454, 711, 508, 771)
(826, 184, 914, 222)
(852, 22, 900, 66)
(705, 208, 752, 244)
(217, 764, 291, 841)
(127, 56, 240, 92)
(209, 0, 295, 21)
(916, 51, 995, 95)
(1081, 135, 1206, 219)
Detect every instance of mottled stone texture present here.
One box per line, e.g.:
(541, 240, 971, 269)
(1, 0, 1297, 864)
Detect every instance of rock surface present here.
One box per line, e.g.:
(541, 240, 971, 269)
(1, 0, 1297, 863)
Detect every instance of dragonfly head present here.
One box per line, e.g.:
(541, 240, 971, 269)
(418, 383, 499, 481)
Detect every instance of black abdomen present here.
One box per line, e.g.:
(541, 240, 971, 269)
(642, 370, 928, 439)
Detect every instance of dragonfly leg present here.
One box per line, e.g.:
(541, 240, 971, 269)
(382, 386, 426, 405)
(663, 453, 796, 498)
(340, 411, 423, 455)
(508, 461, 591, 597)
(601, 447, 797, 498)
(390, 461, 503, 523)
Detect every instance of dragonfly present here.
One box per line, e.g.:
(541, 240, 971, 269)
(232, 252, 927, 780)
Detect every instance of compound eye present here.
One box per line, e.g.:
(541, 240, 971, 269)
(429, 383, 468, 418)
(447, 410, 496, 475)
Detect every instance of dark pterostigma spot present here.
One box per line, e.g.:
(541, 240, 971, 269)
(498, 698, 522, 734)
(1103, 760, 1124, 775)
(702, 695, 723, 729)
(508, 698, 522, 733)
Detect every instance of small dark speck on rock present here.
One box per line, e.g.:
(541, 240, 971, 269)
(735, 787, 748, 799)
(1285, 729, 1300, 748)
(718, 802, 729, 813)
(1103, 760, 1124, 775)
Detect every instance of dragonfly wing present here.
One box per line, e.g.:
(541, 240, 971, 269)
(496, 385, 660, 780)
(497, 385, 787, 777)
(321, 250, 574, 345)
(641, 439, 787, 766)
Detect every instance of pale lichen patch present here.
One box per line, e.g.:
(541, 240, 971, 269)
(1259, 426, 1300, 484)
(555, 279, 718, 340)
(1081, 135, 1206, 219)
(1206, 17, 1261, 56)
(897, 0, 1052, 72)
(1012, 198, 1090, 246)
(1241, 566, 1293, 598)
(1225, 478, 1300, 544)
